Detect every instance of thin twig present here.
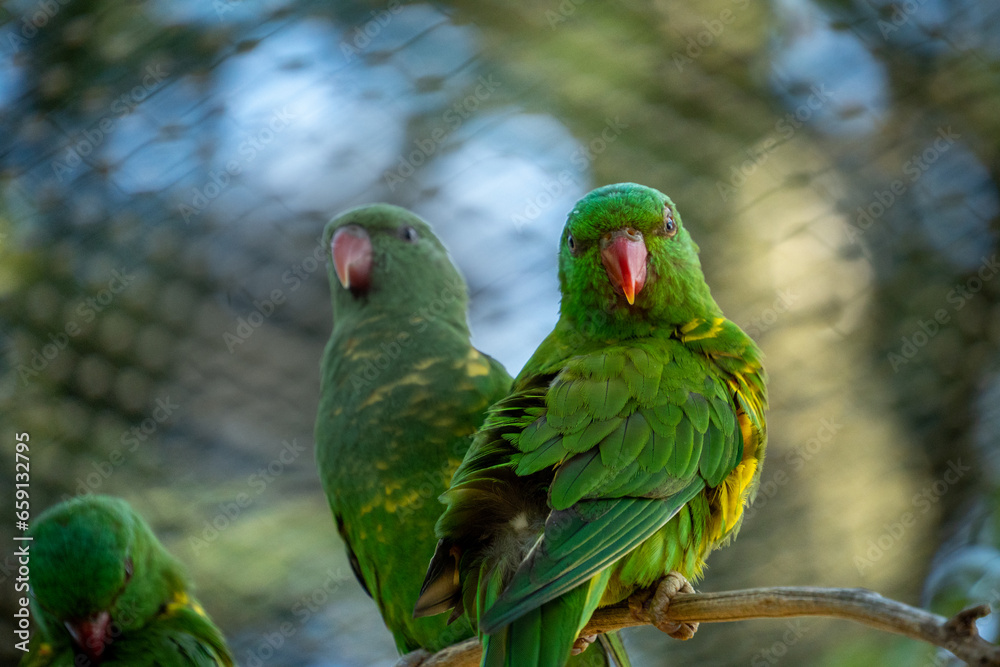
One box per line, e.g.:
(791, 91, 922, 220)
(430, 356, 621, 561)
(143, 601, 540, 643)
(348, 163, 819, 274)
(396, 586, 1000, 667)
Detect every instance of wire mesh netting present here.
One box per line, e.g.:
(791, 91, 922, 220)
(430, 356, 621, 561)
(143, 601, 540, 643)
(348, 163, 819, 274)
(1, 1, 999, 665)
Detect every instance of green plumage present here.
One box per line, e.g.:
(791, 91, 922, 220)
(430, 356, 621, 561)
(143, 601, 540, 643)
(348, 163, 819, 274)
(416, 184, 767, 667)
(316, 205, 628, 666)
(21, 495, 232, 667)
(314, 204, 512, 652)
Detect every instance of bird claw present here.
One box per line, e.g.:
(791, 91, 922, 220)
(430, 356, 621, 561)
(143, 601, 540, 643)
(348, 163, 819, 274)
(395, 648, 431, 667)
(628, 571, 699, 640)
(571, 633, 597, 655)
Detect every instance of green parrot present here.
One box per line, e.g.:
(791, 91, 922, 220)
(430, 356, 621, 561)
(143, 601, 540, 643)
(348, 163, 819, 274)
(314, 204, 512, 653)
(21, 495, 232, 667)
(315, 204, 629, 666)
(414, 183, 768, 667)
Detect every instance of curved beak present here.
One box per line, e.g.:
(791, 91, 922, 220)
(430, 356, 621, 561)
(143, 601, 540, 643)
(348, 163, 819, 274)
(65, 610, 111, 660)
(600, 228, 648, 305)
(332, 225, 373, 292)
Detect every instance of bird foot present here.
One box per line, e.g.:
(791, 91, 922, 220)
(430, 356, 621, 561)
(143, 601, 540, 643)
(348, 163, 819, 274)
(570, 633, 597, 655)
(628, 571, 699, 640)
(395, 648, 431, 667)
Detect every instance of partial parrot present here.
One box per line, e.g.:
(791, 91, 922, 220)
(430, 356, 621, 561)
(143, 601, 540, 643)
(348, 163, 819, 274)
(21, 495, 232, 667)
(314, 204, 511, 653)
(315, 204, 629, 666)
(415, 183, 768, 667)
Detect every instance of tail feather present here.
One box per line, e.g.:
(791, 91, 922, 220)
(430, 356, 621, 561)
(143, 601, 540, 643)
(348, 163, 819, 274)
(482, 624, 510, 667)
(414, 539, 462, 619)
(462, 537, 631, 667)
(596, 631, 631, 667)
(483, 626, 632, 667)
(482, 595, 574, 667)
(481, 572, 612, 667)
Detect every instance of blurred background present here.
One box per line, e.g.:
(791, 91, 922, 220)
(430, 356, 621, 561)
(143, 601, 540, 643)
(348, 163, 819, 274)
(1, 0, 999, 665)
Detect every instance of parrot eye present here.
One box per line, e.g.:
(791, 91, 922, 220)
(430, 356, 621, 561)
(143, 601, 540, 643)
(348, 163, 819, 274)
(567, 234, 577, 253)
(398, 226, 419, 243)
(663, 208, 678, 238)
(124, 557, 134, 583)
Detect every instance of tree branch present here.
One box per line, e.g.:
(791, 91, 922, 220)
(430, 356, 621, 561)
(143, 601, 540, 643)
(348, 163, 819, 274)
(396, 586, 999, 667)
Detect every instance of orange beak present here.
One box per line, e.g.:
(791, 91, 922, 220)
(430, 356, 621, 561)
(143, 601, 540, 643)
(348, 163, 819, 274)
(65, 610, 111, 661)
(332, 225, 372, 292)
(600, 229, 648, 305)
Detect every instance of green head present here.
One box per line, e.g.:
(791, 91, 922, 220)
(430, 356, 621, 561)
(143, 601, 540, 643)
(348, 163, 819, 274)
(323, 204, 469, 333)
(29, 495, 184, 660)
(558, 183, 721, 337)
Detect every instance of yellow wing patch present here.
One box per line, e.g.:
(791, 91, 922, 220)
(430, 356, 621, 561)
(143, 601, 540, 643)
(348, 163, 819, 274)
(358, 372, 432, 409)
(361, 460, 460, 517)
(360, 479, 404, 515)
(383, 489, 425, 514)
(708, 367, 767, 544)
(707, 458, 759, 543)
(432, 415, 456, 429)
(413, 357, 441, 371)
(356, 313, 388, 328)
(730, 373, 766, 462)
(164, 591, 208, 619)
(166, 591, 190, 613)
(461, 348, 492, 377)
(679, 317, 726, 342)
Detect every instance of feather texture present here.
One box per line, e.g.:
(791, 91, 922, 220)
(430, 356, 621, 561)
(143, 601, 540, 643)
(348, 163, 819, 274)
(417, 184, 766, 666)
(21, 496, 232, 667)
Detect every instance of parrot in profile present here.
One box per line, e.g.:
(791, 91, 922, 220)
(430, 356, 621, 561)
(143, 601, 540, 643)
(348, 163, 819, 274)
(315, 204, 629, 666)
(314, 204, 511, 653)
(21, 495, 232, 666)
(414, 183, 768, 667)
